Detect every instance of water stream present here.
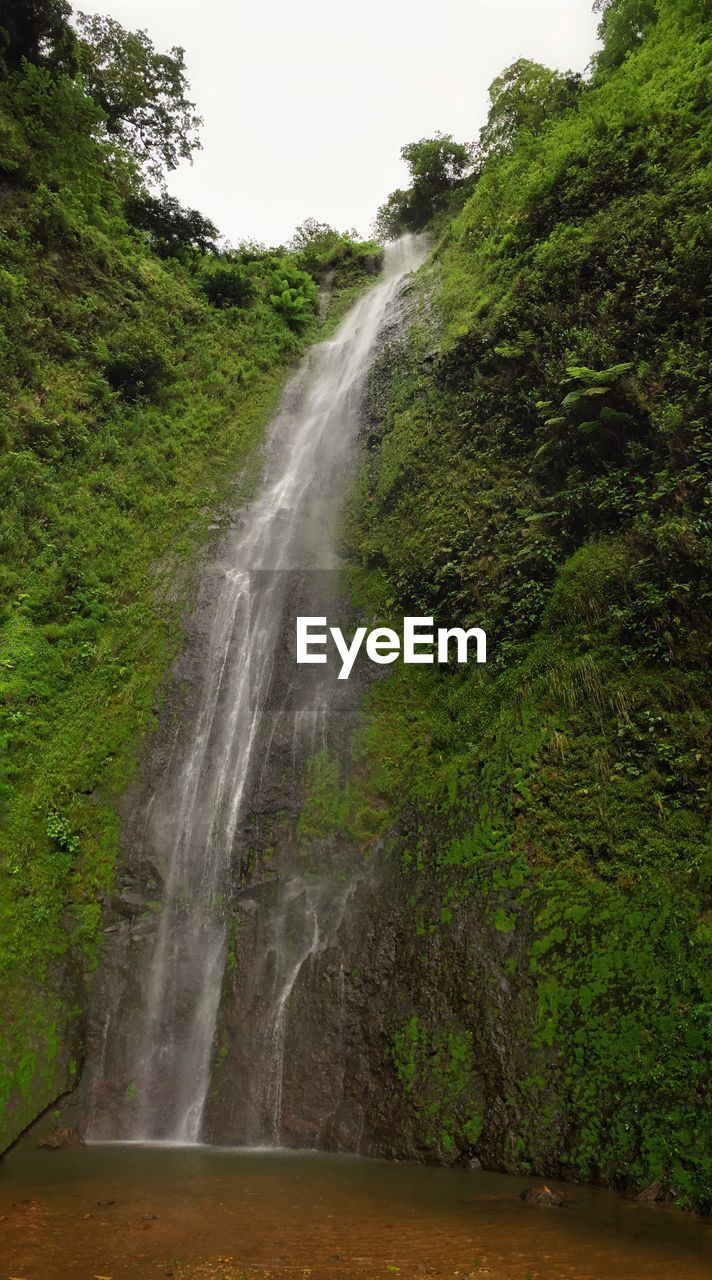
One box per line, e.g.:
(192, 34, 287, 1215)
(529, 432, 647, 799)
(87, 235, 426, 1144)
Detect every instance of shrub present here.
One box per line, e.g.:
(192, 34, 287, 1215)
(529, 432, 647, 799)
(104, 332, 171, 400)
(199, 260, 256, 309)
(267, 261, 317, 330)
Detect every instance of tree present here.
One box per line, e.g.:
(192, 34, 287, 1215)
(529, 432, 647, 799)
(0, 0, 77, 75)
(75, 13, 201, 184)
(285, 218, 382, 285)
(591, 0, 659, 76)
(372, 189, 412, 242)
(289, 218, 342, 253)
(479, 59, 583, 158)
(125, 192, 218, 258)
(401, 133, 471, 193)
(374, 134, 472, 238)
(199, 260, 256, 309)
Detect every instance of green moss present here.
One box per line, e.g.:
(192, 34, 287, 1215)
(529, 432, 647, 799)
(297, 746, 389, 874)
(392, 1015, 483, 1157)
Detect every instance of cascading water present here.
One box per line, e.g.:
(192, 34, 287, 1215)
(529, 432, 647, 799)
(87, 234, 426, 1146)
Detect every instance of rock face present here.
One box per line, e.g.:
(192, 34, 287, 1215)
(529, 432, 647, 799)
(109, 892, 147, 919)
(1, 959, 84, 1156)
(78, 262, 549, 1167)
(77, 257, 673, 1192)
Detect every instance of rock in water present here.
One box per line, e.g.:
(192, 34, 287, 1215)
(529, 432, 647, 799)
(520, 1184, 567, 1207)
(637, 1180, 665, 1202)
(38, 1127, 85, 1150)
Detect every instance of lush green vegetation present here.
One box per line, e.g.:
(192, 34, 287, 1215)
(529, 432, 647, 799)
(347, 0, 711, 1209)
(0, 1, 380, 1148)
(374, 134, 474, 239)
(1, 0, 708, 1215)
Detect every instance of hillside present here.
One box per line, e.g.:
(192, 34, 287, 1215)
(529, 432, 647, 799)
(338, 0, 711, 1209)
(0, 4, 380, 1149)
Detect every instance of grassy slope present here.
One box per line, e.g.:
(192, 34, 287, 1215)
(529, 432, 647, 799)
(343, 0, 711, 1208)
(0, 63, 380, 1149)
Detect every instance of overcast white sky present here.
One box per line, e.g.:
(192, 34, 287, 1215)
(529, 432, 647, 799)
(77, 0, 600, 247)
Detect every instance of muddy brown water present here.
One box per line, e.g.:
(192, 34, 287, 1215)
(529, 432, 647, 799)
(0, 1144, 709, 1280)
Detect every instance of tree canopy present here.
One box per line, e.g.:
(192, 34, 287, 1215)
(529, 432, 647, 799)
(76, 12, 202, 184)
(401, 134, 471, 192)
(374, 133, 472, 238)
(591, 0, 659, 75)
(0, 0, 77, 75)
(125, 191, 219, 258)
(479, 58, 583, 157)
(373, 62, 583, 238)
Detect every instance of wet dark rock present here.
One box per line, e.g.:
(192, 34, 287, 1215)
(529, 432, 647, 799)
(454, 1149, 483, 1170)
(110, 892, 146, 918)
(38, 1127, 85, 1150)
(637, 1180, 665, 1202)
(520, 1184, 567, 1207)
(79, 256, 556, 1173)
(234, 879, 280, 904)
(143, 860, 164, 892)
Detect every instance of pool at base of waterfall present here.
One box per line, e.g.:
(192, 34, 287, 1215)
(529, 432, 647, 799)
(0, 1141, 709, 1280)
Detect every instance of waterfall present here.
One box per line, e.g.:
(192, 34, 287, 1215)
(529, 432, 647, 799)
(87, 234, 426, 1145)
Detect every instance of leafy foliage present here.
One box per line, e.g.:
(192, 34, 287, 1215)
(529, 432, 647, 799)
(289, 217, 384, 285)
(479, 59, 583, 157)
(125, 192, 219, 258)
(199, 259, 257, 309)
(75, 12, 202, 184)
(345, 0, 711, 1209)
(592, 0, 659, 75)
(0, 14, 381, 1152)
(268, 261, 318, 330)
(374, 133, 473, 238)
(0, 0, 78, 75)
(401, 133, 471, 191)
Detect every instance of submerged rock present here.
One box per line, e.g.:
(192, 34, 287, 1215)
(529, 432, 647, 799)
(38, 1127, 85, 1150)
(456, 1152, 482, 1170)
(520, 1184, 567, 1207)
(637, 1180, 665, 1202)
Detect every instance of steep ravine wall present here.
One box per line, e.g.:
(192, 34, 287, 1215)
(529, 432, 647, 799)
(327, 260, 710, 1209)
(79, 250, 423, 1147)
(78, 271, 563, 1171)
(0, 236, 384, 1158)
(17, 259, 707, 1219)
